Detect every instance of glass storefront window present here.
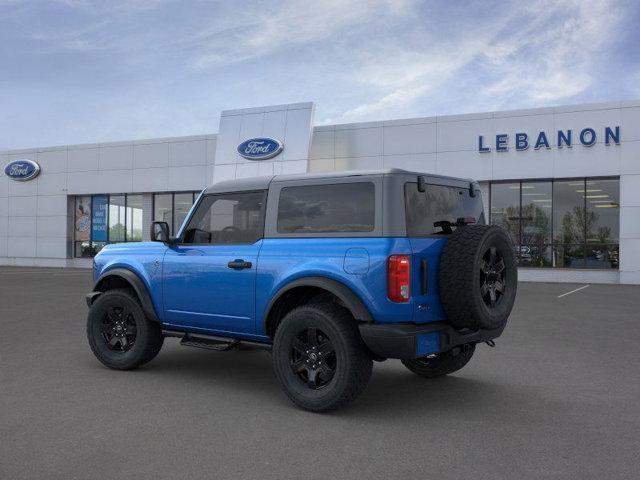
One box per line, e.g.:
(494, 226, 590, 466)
(585, 179, 619, 269)
(174, 193, 194, 235)
(585, 179, 619, 244)
(490, 183, 520, 245)
(74, 193, 148, 257)
(109, 195, 126, 242)
(553, 180, 586, 245)
(153, 191, 199, 234)
(154, 193, 173, 233)
(490, 178, 620, 269)
(520, 181, 552, 267)
(73, 191, 201, 257)
(126, 195, 143, 242)
(74, 196, 92, 257)
(553, 243, 586, 268)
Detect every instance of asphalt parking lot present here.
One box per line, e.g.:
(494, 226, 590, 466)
(1, 267, 639, 480)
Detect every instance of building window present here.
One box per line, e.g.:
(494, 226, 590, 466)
(153, 193, 172, 232)
(585, 178, 619, 269)
(489, 178, 619, 269)
(108, 195, 126, 242)
(521, 181, 552, 267)
(74, 196, 92, 257)
(489, 182, 520, 245)
(152, 191, 199, 235)
(174, 193, 195, 235)
(126, 194, 143, 242)
(73, 193, 145, 258)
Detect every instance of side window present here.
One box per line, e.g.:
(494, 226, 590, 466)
(277, 182, 375, 234)
(182, 191, 266, 245)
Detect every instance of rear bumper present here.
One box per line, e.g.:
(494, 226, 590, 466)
(358, 321, 505, 359)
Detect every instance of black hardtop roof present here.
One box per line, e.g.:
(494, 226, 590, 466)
(203, 168, 475, 194)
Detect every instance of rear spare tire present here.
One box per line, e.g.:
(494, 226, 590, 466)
(438, 225, 517, 331)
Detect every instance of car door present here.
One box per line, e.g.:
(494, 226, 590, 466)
(162, 190, 266, 335)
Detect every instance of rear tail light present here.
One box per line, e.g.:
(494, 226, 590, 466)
(388, 255, 411, 302)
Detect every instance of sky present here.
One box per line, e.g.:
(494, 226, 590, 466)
(1, 0, 639, 150)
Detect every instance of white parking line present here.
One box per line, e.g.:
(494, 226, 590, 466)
(557, 284, 590, 298)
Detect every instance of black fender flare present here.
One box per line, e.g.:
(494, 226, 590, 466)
(263, 276, 373, 334)
(90, 268, 160, 323)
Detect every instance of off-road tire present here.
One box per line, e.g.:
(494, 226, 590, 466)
(401, 344, 475, 378)
(272, 304, 373, 412)
(438, 225, 517, 331)
(87, 288, 164, 370)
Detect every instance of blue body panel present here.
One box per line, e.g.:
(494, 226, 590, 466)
(407, 237, 448, 322)
(93, 236, 449, 340)
(93, 242, 167, 321)
(162, 241, 262, 335)
(255, 237, 413, 330)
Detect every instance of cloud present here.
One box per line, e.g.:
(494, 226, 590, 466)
(191, 0, 414, 70)
(0, 0, 635, 149)
(334, 0, 626, 122)
(481, 0, 622, 104)
(337, 36, 494, 122)
(339, 85, 429, 122)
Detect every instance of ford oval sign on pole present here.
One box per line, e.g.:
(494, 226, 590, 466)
(237, 138, 283, 160)
(4, 159, 41, 181)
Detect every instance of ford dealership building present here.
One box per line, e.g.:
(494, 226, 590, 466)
(1, 100, 639, 284)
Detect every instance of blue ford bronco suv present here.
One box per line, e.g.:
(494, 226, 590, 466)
(86, 169, 517, 411)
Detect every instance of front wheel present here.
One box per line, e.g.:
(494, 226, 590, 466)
(401, 344, 475, 378)
(87, 288, 164, 370)
(272, 304, 372, 412)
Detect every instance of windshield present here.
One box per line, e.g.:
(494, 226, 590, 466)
(405, 182, 485, 236)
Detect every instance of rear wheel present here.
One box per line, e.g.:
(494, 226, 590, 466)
(401, 344, 475, 378)
(87, 289, 164, 370)
(272, 304, 372, 412)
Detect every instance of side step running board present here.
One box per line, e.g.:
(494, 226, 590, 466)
(163, 330, 272, 352)
(180, 334, 239, 351)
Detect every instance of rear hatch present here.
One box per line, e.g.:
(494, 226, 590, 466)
(404, 178, 485, 323)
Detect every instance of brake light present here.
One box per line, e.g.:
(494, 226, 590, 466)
(388, 255, 411, 302)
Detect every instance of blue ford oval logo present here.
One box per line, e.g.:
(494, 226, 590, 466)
(237, 137, 283, 160)
(4, 159, 41, 181)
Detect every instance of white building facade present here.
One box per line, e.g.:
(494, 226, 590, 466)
(1, 100, 639, 284)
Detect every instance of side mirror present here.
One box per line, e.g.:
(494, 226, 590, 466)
(151, 221, 170, 243)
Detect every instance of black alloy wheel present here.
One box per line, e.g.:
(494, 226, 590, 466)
(290, 327, 336, 389)
(101, 305, 137, 352)
(480, 246, 506, 308)
(87, 288, 164, 370)
(272, 303, 373, 412)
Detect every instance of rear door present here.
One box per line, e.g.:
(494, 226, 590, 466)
(404, 180, 485, 323)
(162, 191, 266, 334)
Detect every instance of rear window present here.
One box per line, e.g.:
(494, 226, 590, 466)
(277, 183, 375, 234)
(405, 182, 485, 236)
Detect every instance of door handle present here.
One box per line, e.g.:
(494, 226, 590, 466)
(227, 259, 252, 270)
